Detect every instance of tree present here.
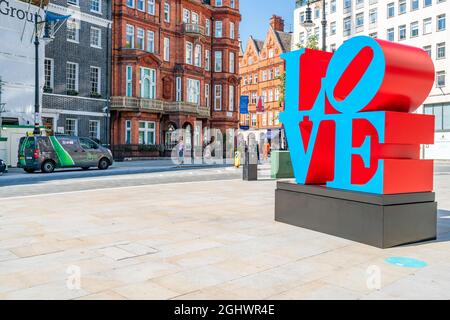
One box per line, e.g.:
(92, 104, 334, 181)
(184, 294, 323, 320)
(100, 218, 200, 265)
(296, 34, 319, 50)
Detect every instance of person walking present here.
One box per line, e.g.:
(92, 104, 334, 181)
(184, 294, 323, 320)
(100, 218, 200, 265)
(177, 137, 185, 167)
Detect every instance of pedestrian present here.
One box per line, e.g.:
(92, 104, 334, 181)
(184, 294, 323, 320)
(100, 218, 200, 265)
(177, 137, 185, 167)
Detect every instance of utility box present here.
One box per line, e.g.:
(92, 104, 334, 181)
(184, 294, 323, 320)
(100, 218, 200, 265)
(271, 150, 294, 179)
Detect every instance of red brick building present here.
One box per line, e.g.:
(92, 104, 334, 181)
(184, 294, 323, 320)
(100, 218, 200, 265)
(111, 0, 241, 158)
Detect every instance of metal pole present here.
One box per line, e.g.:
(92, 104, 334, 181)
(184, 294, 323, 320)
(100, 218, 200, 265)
(33, 13, 40, 135)
(321, 0, 327, 51)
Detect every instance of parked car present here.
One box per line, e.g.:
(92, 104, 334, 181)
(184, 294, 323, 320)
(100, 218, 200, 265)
(17, 135, 114, 173)
(0, 159, 7, 175)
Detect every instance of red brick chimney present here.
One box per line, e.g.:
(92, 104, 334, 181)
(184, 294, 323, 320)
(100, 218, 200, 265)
(269, 15, 285, 32)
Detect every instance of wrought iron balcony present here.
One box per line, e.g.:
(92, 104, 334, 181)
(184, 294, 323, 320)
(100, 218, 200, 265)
(110, 97, 164, 113)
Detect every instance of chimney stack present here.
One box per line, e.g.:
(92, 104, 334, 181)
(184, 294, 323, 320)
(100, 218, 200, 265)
(269, 15, 285, 32)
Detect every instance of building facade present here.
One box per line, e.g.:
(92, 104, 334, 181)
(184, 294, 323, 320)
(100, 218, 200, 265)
(0, 0, 46, 166)
(110, 0, 241, 158)
(239, 15, 291, 147)
(293, 0, 450, 159)
(43, 0, 112, 144)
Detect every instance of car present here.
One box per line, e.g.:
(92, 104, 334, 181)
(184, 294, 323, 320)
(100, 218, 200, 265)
(17, 135, 114, 173)
(0, 159, 7, 175)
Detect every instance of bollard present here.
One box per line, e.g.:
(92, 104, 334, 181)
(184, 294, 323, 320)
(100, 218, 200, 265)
(243, 148, 258, 181)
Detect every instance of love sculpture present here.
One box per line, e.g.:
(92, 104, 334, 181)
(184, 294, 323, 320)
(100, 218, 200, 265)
(280, 36, 435, 194)
(275, 36, 437, 248)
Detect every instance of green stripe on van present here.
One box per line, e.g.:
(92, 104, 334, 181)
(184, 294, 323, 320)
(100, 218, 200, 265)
(49, 136, 75, 166)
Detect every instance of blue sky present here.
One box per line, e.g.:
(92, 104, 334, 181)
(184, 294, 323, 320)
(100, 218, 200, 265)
(240, 0, 295, 48)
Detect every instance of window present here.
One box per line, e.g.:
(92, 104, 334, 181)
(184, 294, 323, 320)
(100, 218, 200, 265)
(216, 0, 223, 6)
(137, 0, 144, 11)
(66, 19, 79, 42)
(268, 89, 273, 102)
(139, 121, 156, 145)
(437, 71, 446, 88)
(90, 0, 101, 13)
(424, 0, 432, 7)
(229, 85, 234, 111)
(205, 84, 210, 107)
(423, 45, 432, 57)
(425, 104, 450, 131)
(125, 120, 132, 144)
(328, 22, 335, 36)
(183, 9, 190, 23)
(343, 17, 351, 36)
(192, 12, 199, 25)
(126, 0, 134, 8)
(387, 3, 395, 18)
(314, 7, 320, 19)
(89, 121, 100, 140)
(205, 50, 210, 71)
(229, 52, 235, 73)
(369, 9, 377, 25)
(275, 88, 280, 101)
(126, 24, 134, 48)
(215, 21, 223, 38)
(194, 44, 202, 67)
(411, 21, 419, 37)
(214, 51, 222, 72)
(344, 0, 351, 10)
(205, 19, 211, 36)
(262, 70, 267, 81)
(437, 42, 446, 59)
(148, 0, 155, 15)
(355, 13, 364, 29)
(176, 77, 182, 102)
(187, 79, 200, 105)
(90, 27, 101, 48)
(251, 92, 257, 104)
(186, 42, 193, 64)
(399, 0, 406, 14)
(423, 18, 432, 34)
(437, 14, 446, 31)
(137, 28, 145, 50)
(90, 66, 101, 95)
(126, 65, 133, 97)
(140, 68, 156, 99)
(251, 113, 257, 127)
(65, 119, 77, 136)
(230, 0, 235, 9)
(411, 0, 419, 10)
(331, 0, 336, 13)
(44, 58, 54, 89)
(164, 37, 170, 61)
(262, 113, 267, 126)
(230, 22, 235, 39)
(66, 62, 78, 92)
(164, 2, 170, 22)
(147, 31, 154, 52)
(299, 31, 305, 44)
(387, 28, 394, 41)
(214, 85, 222, 111)
(398, 25, 406, 40)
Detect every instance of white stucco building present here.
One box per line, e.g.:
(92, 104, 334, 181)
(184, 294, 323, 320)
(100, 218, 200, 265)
(0, 0, 45, 165)
(293, 0, 450, 159)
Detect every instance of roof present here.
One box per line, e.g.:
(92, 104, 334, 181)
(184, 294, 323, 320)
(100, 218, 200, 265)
(274, 30, 293, 53)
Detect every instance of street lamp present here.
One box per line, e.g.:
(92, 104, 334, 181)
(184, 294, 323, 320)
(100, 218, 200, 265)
(32, 12, 69, 135)
(300, 0, 327, 51)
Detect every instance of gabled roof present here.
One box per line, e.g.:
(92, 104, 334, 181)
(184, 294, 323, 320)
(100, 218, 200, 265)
(274, 30, 293, 53)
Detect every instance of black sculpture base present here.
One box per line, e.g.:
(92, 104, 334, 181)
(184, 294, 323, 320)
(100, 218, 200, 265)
(275, 181, 437, 248)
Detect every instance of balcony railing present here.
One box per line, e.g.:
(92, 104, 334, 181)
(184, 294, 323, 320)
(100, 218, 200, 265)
(183, 23, 206, 36)
(111, 97, 210, 118)
(110, 97, 164, 112)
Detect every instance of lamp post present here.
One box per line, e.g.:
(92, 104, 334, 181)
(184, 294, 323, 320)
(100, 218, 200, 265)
(33, 13, 53, 135)
(301, 0, 327, 51)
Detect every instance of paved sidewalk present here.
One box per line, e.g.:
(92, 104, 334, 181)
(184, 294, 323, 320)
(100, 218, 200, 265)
(0, 172, 449, 299)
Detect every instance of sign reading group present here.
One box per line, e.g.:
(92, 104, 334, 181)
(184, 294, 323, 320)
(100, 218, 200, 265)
(281, 36, 435, 195)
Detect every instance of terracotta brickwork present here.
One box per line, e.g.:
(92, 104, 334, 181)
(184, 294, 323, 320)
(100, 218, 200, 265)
(239, 15, 291, 131)
(111, 0, 241, 155)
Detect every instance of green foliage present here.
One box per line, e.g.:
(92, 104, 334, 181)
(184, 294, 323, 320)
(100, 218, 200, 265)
(276, 72, 286, 106)
(296, 34, 319, 50)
